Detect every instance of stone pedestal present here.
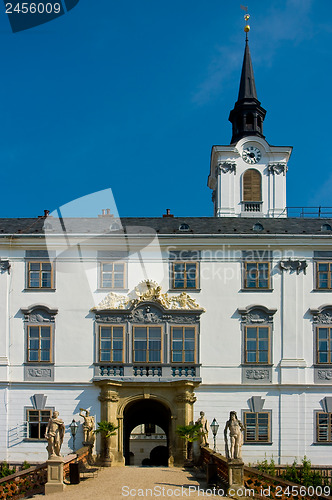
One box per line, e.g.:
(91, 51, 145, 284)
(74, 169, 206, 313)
(227, 459, 245, 499)
(45, 457, 65, 495)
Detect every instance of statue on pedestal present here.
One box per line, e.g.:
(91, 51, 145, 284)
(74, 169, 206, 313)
(195, 411, 209, 446)
(79, 408, 95, 445)
(224, 411, 245, 460)
(45, 411, 65, 459)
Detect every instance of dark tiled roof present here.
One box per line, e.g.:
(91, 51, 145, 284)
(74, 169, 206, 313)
(0, 217, 332, 236)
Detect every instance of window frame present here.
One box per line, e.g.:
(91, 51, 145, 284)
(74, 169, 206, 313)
(244, 325, 271, 364)
(170, 261, 199, 290)
(316, 411, 332, 443)
(243, 411, 271, 444)
(99, 324, 125, 363)
(132, 325, 163, 364)
(316, 326, 332, 365)
(243, 261, 271, 289)
(26, 408, 52, 441)
(100, 261, 126, 289)
(316, 261, 332, 290)
(170, 325, 197, 364)
(27, 324, 53, 363)
(26, 260, 54, 289)
(243, 168, 262, 202)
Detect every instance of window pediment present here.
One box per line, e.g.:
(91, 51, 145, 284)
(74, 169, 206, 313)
(310, 305, 332, 324)
(21, 305, 58, 322)
(238, 305, 276, 324)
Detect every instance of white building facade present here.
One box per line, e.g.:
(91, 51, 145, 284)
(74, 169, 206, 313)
(0, 38, 331, 466)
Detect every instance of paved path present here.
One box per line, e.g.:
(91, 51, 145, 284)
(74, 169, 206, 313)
(38, 466, 229, 499)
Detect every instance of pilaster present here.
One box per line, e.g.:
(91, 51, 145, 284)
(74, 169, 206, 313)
(280, 260, 307, 383)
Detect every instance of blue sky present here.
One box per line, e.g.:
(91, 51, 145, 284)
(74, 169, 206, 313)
(0, 0, 331, 218)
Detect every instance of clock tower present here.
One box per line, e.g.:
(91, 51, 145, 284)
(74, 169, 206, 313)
(208, 30, 292, 218)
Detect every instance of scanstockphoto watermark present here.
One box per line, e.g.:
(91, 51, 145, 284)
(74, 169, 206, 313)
(3, 0, 80, 33)
(121, 485, 255, 497)
(43, 188, 165, 309)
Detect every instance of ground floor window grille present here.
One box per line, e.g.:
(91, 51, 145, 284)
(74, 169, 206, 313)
(317, 412, 332, 442)
(244, 411, 270, 442)
(27, 409, 52, 439)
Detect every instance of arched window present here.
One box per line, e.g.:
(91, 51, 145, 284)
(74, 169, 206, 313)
(246, 113, 254, 130)
(257, 116, 262, 131)
(243, 169, 262, 202)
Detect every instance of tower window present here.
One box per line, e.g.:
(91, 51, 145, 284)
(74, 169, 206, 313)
(257, 116, 262, 130)
(236, 115, 242, 133)
(246, 113, 254, 130)
(243, 169, 262, 202)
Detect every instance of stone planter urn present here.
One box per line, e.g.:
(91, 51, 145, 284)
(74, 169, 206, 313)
(94, 420, 118, 467)
(104, 435, 114, 467)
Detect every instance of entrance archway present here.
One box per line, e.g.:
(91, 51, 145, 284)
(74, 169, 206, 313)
(124, 399, 171, 466)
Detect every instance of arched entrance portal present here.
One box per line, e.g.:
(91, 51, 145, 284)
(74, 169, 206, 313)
(124, 399, 171, 466)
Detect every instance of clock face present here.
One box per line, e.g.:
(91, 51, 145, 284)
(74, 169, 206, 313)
(242, 146, 261, 164)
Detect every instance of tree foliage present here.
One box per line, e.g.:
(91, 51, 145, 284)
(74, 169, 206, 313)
(176, 423, 202, 443)
(94, 421, 119, 438)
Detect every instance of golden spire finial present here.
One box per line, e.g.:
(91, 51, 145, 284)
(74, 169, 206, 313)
(240, 5, 250, 38)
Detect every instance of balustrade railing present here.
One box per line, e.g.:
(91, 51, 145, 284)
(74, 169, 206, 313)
(241, 201, 263, 212)
(97, 364, 199, 378)
(200, 446, 332, 500)
(0, 447, 90, 499)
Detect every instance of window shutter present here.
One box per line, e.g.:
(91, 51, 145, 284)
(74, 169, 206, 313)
(243, 169, 261, 201)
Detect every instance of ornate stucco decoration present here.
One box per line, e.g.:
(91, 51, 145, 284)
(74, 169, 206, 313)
(238, 305, 276, 324)
(279, 258, 307, 275)
(268, 162, 288, 175)
(317, 370, 332, 381)
(217, 161, 236, 174)
(0, 259, 11, 274)
(310, 306, 332, 324)
(93, 280, 205, 312)
(27, 368, 52, 378)
(245, 369, 269, 380)
(21, 305, 58, 322)
(175, 392, 196, 404)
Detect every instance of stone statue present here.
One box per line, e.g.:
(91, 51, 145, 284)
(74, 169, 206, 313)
(195, 411, 209, 446)
(45, 411, 65, 459)
(224, 411, 245, 460)
(79, 408, 95, 444)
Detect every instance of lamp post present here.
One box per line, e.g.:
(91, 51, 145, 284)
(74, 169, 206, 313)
(69, 419, 80, 485)
(210, 418, 219, 452)
(69, 419, 78, 454)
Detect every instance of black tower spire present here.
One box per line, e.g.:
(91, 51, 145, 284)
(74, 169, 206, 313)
(228, 36, 266, 144)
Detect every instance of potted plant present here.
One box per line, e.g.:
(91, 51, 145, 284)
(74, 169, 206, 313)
(94, 421, 119, 466)
(176, 423, 202, 462)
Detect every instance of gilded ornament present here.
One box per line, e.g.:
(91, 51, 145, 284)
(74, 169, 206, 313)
(93, 280, 204, 312)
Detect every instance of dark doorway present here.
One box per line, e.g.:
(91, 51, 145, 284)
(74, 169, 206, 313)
(150, 445, 168, 466)
(123, 399, 171, 466)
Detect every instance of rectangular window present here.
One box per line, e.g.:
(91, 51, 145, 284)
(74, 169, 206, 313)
(101, 262, 126, 289)
(317, 412, 332, 442)
(28, 326, 52, 362)
(244, 262, 270, 289)
(133, 326, 162, 363)
(27, 261, 53, 289)
(171, 326, 196, 363)
(245, 326, 270, 364)
(99, 325, 124, 362)
(170, 262, 198, 289)
(244, 412, 270, 442)
(27, 409, 51, 439)
(316, 262, 332, 290)
(317, 327, 332, 364)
